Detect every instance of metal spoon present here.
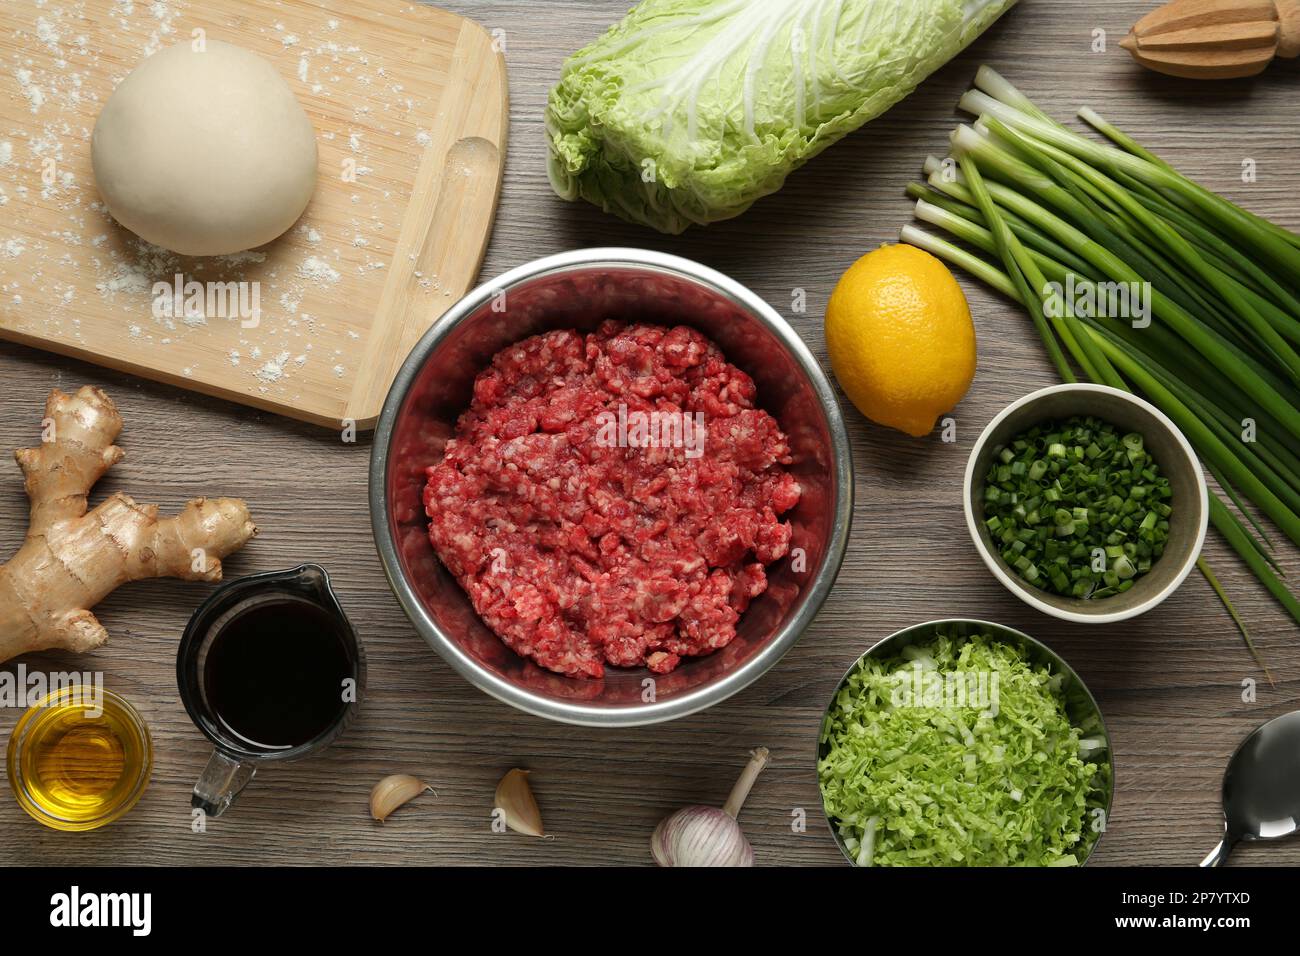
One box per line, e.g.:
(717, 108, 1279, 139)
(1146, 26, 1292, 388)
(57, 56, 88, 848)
(1201, 710, 1300, 866)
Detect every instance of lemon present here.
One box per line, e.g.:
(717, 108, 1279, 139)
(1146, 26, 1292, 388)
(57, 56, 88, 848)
(824, 244, 977, 438)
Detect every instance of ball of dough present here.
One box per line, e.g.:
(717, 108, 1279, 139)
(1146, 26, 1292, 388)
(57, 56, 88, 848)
(92, 39, 318, 257)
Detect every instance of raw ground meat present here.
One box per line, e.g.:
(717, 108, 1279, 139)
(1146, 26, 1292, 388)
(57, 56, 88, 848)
(423, 321, 801, 679)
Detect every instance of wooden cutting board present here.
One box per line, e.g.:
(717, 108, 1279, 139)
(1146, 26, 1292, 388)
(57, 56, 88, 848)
(0, 0, 507, 428)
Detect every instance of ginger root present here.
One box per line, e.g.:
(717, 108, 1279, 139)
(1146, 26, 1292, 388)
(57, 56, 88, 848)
(0, 386, 257, 664)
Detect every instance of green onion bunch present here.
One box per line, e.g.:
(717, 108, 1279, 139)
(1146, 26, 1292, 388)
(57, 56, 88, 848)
(984, 417, 1172, 599)
(901, 68, 1300, 659)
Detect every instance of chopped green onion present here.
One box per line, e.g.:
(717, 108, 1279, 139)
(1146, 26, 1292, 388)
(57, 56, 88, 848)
(983, 416, 1172, 598)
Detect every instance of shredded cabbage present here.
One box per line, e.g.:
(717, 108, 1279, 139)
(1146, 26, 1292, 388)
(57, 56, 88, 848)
(818, 628, 1109, 866)
(546, 0, 1020, 233)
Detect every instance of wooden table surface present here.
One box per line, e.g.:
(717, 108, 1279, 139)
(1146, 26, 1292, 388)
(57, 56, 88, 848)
(1, 0, 1298, 867)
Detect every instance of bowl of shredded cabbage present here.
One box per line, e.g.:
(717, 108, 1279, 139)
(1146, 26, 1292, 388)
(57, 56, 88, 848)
(817, 619, 1113, 866)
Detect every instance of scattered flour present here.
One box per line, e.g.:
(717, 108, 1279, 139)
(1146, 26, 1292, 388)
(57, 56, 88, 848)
(36, 17, 62, 49)
(298, 256, 340, 284)
(254, 351, 292, 384)
(15, 69, 46, 113)
(215, 250, 266, 267)
(94, 240, 179, 298)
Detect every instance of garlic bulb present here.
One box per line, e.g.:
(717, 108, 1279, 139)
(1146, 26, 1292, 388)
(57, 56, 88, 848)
(651, 747, 769, 867)
(370, 774, 434, 823)
(652, 805, 754, 866)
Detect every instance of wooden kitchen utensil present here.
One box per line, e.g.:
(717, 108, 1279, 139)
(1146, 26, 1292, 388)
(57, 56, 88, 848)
(0, 0, 507, 429)
(1122, 0, 1300, 79)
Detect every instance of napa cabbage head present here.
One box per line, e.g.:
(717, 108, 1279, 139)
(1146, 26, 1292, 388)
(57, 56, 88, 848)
(546, 0, 1019, 233)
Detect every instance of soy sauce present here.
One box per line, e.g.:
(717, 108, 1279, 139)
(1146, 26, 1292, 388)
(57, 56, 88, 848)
(202, 595, 353, 751)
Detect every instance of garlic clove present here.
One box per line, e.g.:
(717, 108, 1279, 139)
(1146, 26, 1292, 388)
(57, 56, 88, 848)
(495, 768, 544, 837)
(370, 773, 434, 823)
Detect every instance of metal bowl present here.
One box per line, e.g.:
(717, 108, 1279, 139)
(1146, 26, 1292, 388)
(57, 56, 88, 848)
(370, 249, 853, 726)
(817, 619, 1115, 866)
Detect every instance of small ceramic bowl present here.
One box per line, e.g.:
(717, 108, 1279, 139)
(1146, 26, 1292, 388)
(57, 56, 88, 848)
(964, 384, 1208, 624)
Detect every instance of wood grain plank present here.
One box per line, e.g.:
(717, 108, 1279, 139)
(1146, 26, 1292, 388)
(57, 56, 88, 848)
(0, 0, 1297, 867)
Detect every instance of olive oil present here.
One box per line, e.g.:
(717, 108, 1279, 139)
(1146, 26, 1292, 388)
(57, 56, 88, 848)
(7, 689, 152, 831)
